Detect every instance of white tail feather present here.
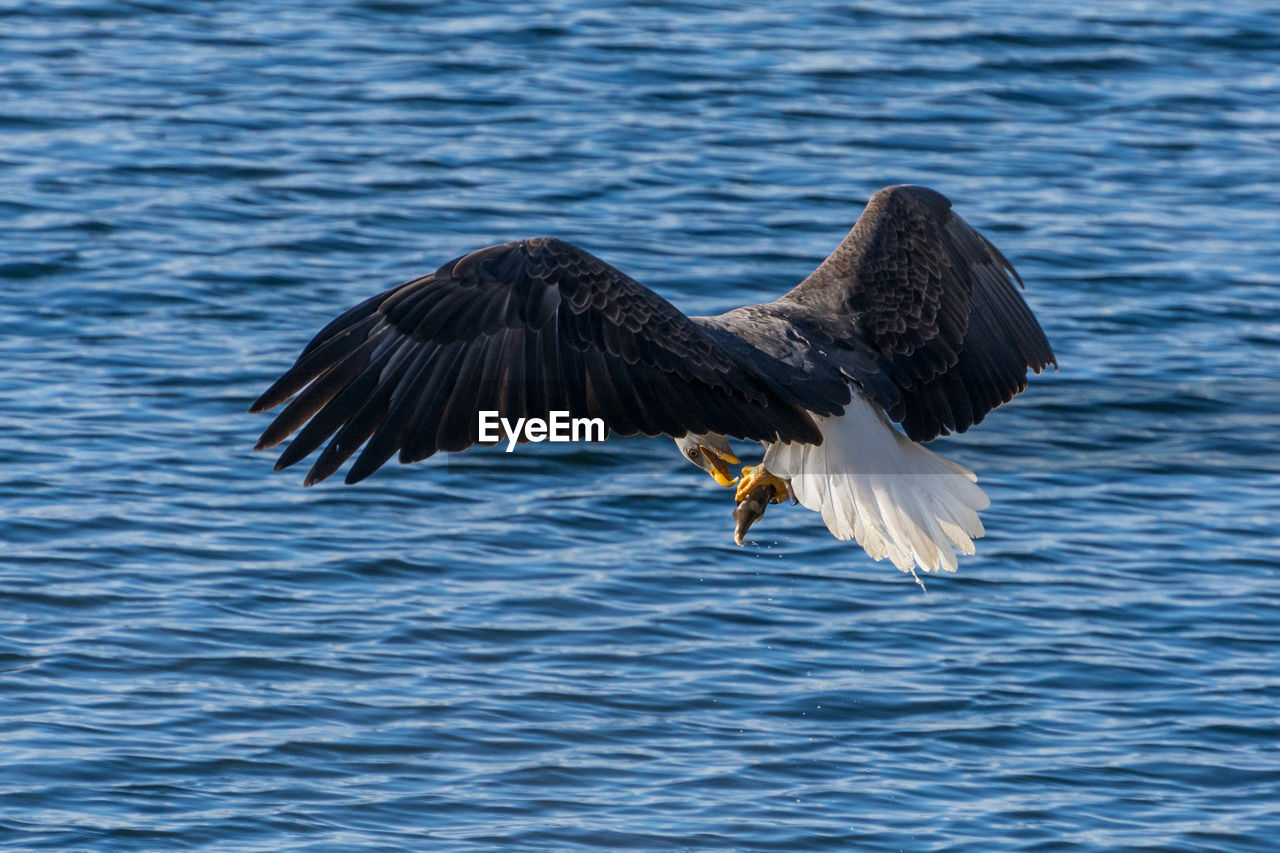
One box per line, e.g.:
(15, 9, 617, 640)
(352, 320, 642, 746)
(765, 395, 990, 574)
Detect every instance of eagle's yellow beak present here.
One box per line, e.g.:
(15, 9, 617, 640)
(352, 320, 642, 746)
(700, 446, 740, 487)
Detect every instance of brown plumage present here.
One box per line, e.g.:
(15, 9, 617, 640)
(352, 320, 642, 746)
(251, 185, 1055, 489)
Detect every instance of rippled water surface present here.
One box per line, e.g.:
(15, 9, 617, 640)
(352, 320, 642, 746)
(4, 1, 1280, 849)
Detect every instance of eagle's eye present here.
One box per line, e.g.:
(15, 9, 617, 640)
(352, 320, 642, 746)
(686, 446, 700, 460)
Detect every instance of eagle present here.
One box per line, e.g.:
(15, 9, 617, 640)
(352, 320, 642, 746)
(250, 185, 1055, 575)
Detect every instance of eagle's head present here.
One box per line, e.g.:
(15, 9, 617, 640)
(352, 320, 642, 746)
(673, 433, 739, 487)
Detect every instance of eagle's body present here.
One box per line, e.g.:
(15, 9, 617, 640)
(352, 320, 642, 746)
(251, 186, 1055, 575)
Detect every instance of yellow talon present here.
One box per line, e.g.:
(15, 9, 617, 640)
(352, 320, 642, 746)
(735, 465, 789, 504)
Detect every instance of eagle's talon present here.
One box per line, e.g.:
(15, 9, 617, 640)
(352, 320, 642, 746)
(735, 465, 789, 504)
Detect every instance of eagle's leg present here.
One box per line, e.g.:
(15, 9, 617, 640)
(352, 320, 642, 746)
(735, 465, 789, 504)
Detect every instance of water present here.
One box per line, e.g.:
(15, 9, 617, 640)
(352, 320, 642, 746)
(3, 1, 1280, 849)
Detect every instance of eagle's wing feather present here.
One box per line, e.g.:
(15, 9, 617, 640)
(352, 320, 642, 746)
(777, 185, 1056, 441)
(251, 237, 822, 485)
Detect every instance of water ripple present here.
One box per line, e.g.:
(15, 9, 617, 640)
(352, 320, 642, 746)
(3, 0, 1280, 850)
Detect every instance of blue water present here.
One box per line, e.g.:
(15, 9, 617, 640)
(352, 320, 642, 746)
(3, 1, 1280, 849)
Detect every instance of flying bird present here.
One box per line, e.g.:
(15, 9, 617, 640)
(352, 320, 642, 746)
(250, 185, 1055, 574)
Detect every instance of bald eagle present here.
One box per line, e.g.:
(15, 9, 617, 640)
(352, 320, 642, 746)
(251, 185, 1055, 575)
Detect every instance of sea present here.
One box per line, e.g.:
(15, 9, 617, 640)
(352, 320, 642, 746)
(3, 1, 1279, 849)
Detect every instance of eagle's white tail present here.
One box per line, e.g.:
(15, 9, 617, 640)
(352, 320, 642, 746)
(765, 395, 989, 574)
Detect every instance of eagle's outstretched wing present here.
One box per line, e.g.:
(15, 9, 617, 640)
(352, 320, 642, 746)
(250, 237, 822, 485)
(776, 184, 1056, 442)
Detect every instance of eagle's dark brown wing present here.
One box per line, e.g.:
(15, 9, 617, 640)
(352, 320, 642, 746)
(775, 185, 1056, 441)
(250, 237, 822, 485)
